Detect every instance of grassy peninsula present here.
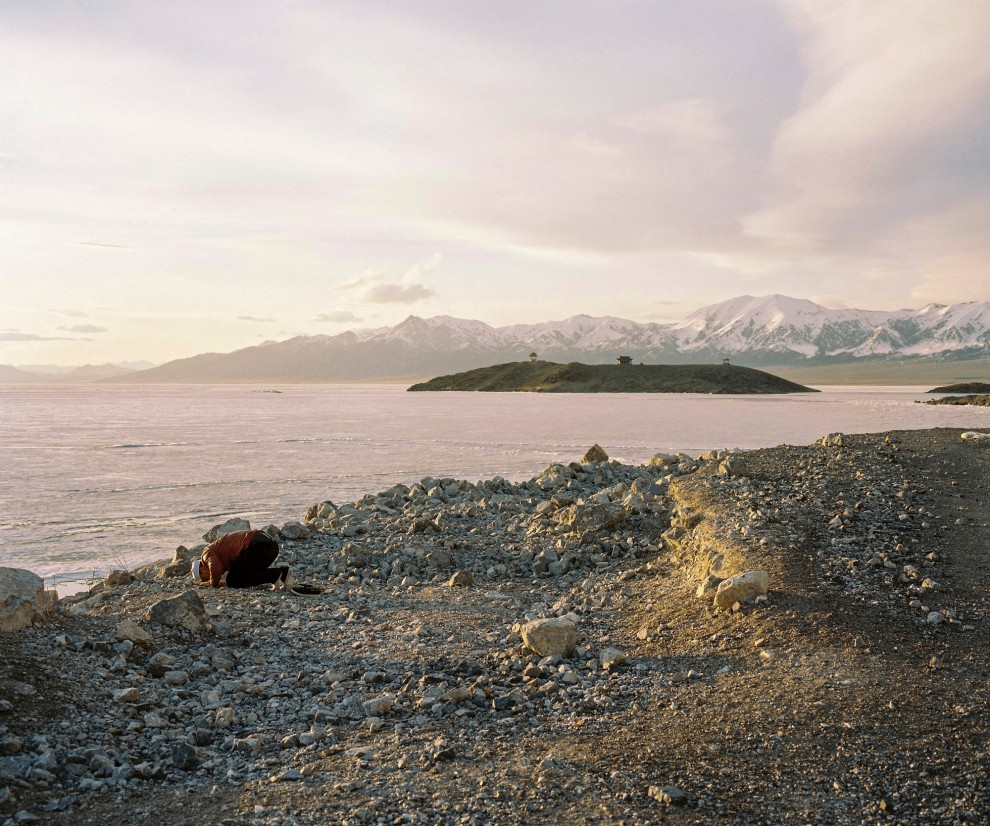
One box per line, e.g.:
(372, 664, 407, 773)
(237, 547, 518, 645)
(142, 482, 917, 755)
(927, 382, 990, 394)
(925, 382, 990, 407)
(408, 360, 817, 394)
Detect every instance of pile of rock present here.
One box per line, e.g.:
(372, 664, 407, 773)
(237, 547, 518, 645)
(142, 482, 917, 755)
(3, 432, 983, 825)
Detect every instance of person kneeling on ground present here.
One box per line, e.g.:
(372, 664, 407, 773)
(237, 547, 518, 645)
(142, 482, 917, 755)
(191, 529, 320, 595)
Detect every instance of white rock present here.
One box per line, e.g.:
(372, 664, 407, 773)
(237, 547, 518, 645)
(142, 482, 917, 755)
(113, 688, 140, 703)
(599, 647, 627, 671)
(521, 618, 577, 657)
(362, 694, 395, 717)
(0, 568, 57, 633)
(202, 518, 251, 543)
(143, 712, 166, 728)
(713, 570, 770, 608)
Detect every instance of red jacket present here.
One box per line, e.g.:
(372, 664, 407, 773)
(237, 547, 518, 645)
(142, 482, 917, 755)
(199, 530, 264, 587)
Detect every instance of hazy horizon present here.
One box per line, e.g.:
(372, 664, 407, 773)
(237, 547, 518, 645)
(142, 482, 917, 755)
(3, 1, 989, 366)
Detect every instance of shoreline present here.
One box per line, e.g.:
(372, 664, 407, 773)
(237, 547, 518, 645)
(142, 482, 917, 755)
(3, 426, 990, 824)
(14, 383, 986, 594)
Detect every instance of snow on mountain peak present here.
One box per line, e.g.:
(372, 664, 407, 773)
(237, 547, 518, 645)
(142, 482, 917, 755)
(294, 295, 990, 367)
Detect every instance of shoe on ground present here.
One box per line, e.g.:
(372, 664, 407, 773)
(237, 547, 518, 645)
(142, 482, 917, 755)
(282, 568, 295, 590)
(289, 583, 322, 597)
(190, 560, 202, 583)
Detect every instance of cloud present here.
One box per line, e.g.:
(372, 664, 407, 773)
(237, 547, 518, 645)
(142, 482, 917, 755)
(57, 324, 107, 333)
(339, 270, 388, 291)
(1, 1, 987, 333)
(341, 255, 440, 305)
(614, 99, 733, 148)
(402, 252, 442, 282)
(743, 1, 990, 254)
(313, 311, 362, 323)
(362, 283, 435, 304)
(237, 315, 275, 322)
(896, 200, 990, 306)
(77, 241, 132, 248)
(0, 331, 77, 341)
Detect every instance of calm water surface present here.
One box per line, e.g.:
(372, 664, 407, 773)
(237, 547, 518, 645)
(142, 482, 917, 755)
(1, 383, 986, 591)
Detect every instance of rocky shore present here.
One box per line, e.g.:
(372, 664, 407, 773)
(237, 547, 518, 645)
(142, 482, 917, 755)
(924, 394, 990, 407)
(2, 428, 989, 825)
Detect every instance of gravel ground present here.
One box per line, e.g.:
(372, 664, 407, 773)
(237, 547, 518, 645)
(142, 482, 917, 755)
(2, 426, 988, 825)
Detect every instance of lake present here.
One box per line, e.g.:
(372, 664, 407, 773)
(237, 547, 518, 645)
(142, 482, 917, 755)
(0, 383, 985, 593)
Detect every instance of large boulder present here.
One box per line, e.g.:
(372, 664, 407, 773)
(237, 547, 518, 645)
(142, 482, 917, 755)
(718, 456, 752, 478)
(0, 568, 57, 632)
(556, 502, 626, 537)
(203, 518, 250, 543)
(280, 521, 310, 541)
(582, 444, 609, 463)
(146, 590, 211, 633)
(305, 500, 337, 523)
(133, 545, 201, 581)
(713, 570, 770, 608)
(521, 618, 577, 657)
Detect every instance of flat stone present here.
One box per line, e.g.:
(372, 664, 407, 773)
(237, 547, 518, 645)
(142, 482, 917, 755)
(115, 620, 153, 645)
(556, 502, 626, 537)
(648, 785, 687, 806)
(112, 687, 140, 703)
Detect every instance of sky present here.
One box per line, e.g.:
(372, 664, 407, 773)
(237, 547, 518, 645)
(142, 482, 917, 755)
(2, 0, 989, 366)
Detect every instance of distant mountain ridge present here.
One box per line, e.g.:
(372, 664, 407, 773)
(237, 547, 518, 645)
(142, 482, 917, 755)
(0, 362, 144, 383)
(6, 295, 989, 384)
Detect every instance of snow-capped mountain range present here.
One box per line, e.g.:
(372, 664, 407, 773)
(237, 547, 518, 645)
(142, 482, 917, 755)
(112, 294, 990, 383)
